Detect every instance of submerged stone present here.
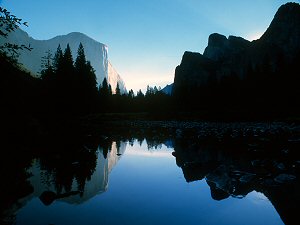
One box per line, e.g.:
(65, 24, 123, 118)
(274, 174, 296, 184)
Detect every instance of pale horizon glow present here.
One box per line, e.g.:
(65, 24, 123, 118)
(1, 0, 298, 92)
(125, 140, 173, 158)
(125, 149, 173, 158)
(246, 31, 264, 41)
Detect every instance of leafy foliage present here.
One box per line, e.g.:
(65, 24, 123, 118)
(0, 7, 32, 64)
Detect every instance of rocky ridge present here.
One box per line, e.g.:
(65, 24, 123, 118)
(173, 2, 300, 95)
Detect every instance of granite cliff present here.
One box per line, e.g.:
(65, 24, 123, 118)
(173, 2, 300, 103)
(0, 29, 127, 93)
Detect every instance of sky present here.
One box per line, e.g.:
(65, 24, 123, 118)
(1, 0, 298, 92)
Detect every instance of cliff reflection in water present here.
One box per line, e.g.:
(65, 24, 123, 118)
(0, 125, 299, 225)
(172, 133, 299, 225)
(28, 141, 127, 205)
(0, 139, 126, 224)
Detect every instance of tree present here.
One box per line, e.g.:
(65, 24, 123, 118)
(61, 44, 74, 97)
(99, 78, 112, 111)
(115, 82, 121, 96)
(40, 50, 54, 79)
(99, 78, 109, 96)
(41, 43, 98, 115)
(99, 78, 112, 98)
(137, 89, 144, 98)
(53, 44, 63, 73)
(74, 43, 97, 93)
(0, 7, 32, 64)
(0, 7, 28, 37)
(62, 44, 74, 73)
(128, 89, 134, 98)
(74, 43, 86, 72)
(108, 84, 112, 96)
(146, 85, 152, 97)
(85, 61, 97, 92)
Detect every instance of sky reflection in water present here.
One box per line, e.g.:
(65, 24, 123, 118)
(16, 140, 283, 225)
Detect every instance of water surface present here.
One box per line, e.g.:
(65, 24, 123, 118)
(4, 138, 289, 225)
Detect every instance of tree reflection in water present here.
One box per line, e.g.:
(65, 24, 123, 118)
(0, 125, 299, 225)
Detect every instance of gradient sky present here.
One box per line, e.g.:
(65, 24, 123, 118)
(1, 0, 298, 92)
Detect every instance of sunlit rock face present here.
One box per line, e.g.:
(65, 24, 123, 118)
(0, 29, 126, 93)
(59, 151, 109, 205)
(173, 2, 300, 95)
(108, 61, 127, 94)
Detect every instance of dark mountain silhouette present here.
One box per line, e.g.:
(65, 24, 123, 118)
(173, 2, 300, 114)
(161, 83, 173, 95)
(260, 2, 300, 58)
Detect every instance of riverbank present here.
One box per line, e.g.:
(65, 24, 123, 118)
(80, 113, 300, 156)
(81, 112, 300, 136)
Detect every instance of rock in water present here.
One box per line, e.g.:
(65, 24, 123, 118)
(274, 174, 296, 184)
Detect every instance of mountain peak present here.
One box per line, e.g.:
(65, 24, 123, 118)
(276, 2, 300, 17)
(173, 2, 300, 100)
(65, 32, 88, 39)
(207, 33, 228, 48)
(1, 29, 126, 93)
(203, 33, 250, 61)
(270, 2, 300, 29)
(259, 2, 300, 56)
(50, 32, 107, 48)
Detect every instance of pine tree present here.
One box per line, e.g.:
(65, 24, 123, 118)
(137, 89, 144, 98)
(74, 42, 86, 73)
(108, 84, 112, 96)
(100, 78, 109, 95)
(128, 89, 134, 98)
(53, 44, 63, 73)
(40, 50, 54, 80)
(99, 78, 113, 100)
(99, 78, 112, 111)
(85, 61, 97, 91)
(115, 82, 121, 96)
(74, 43, 97, 91)
(63, 44, 74, 73)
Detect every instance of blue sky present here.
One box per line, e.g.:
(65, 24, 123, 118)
(1, 0, 298, 92)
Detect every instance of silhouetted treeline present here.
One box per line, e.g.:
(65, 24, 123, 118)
(40, 43, 98, 115)
(0, 44, 172, 117)
(1, 42, 300, 123)
(98, 82, 172, 113)
(39, 43, 172, 114)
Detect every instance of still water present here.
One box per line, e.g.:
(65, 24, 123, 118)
(4, 138, 288, 225)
